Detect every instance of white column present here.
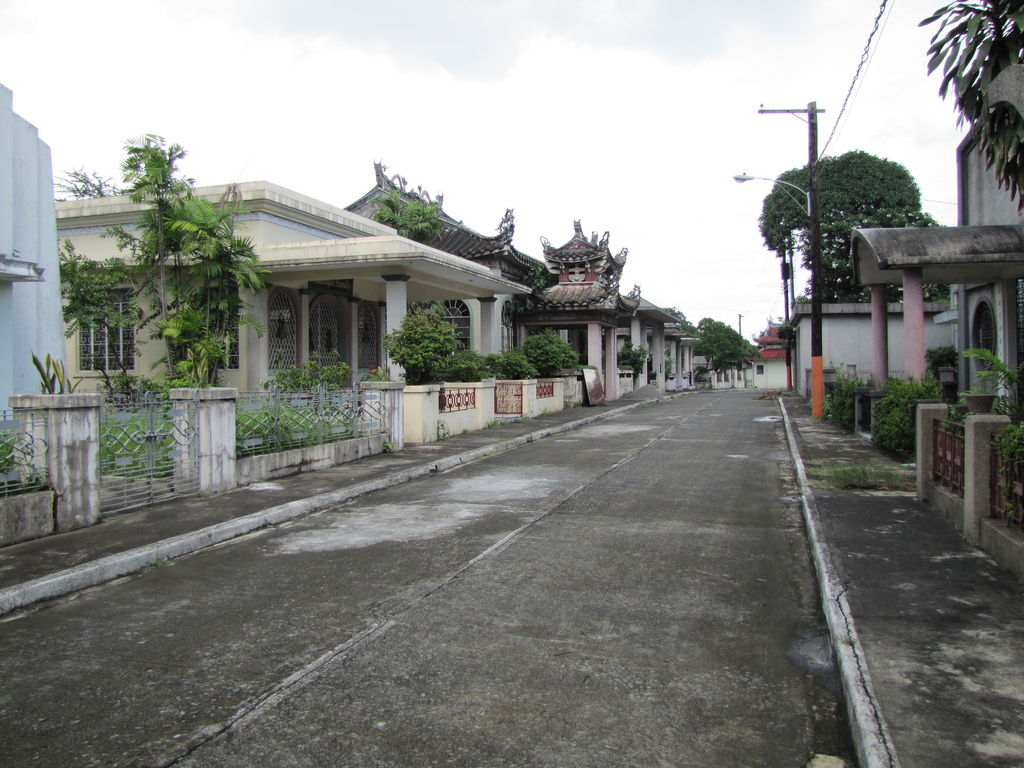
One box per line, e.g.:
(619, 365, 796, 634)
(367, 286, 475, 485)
(604, 326, 618, 400)
(383, 275, 409, 379)
(479, 297, 497, 355)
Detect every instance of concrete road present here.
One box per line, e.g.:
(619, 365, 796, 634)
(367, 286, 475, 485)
(0, 392, 851, 767)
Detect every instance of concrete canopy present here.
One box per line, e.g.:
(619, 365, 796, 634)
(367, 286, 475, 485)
(852, 225, 1024, 285)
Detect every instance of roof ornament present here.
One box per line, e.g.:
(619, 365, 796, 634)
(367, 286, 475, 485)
(373, 161, 444, 208)
(627, 284, 641, 300)
(497, 208, 515, 243)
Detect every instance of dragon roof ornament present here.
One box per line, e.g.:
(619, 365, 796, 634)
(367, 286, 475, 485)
(373, 161, 444, 208)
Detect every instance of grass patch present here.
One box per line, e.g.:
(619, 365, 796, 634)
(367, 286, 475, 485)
(806, 460, 915, 491)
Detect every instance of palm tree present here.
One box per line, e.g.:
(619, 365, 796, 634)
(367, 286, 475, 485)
(373, 189, 445, 244)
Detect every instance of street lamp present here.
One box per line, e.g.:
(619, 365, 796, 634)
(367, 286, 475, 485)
(734, 151, 824, 418)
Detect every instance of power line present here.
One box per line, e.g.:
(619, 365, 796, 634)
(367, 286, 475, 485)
(821, 0, 890, 157)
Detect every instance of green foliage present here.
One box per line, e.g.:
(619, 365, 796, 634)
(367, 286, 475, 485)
(758, 151, 939, 303)
(485, 348, 538, 379)
(872, 377, 942, 457)
(926, 344, 959, 382)
(964, 347, 1024, 420)
(268, 358, 353, 390)
(693, 318, 755, 372)
(922, 2, 1024, 211)
(776, 322, 797, 351)
(56, 168, 121, 200)
(157, 307, 227, 388)
(618, 339, 648, 382)
(521, 328, 579, 377)
(383, 306, 459, 385)
(373, 189, 445, 244)
(436, 350, 492, 382)
(361, 366, 391, 382)
(993, 423, 1024, 466)
(823, 374, 867, 430)
(663, 307, 697, 334)
(31, 352, 79, 394)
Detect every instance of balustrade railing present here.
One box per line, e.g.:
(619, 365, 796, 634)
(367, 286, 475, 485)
(0, 408, 48, 498)
(933, 418, 965, 497)
(438, 386, 476, 413)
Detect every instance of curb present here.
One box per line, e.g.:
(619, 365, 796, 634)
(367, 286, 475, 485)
(0, 402, 641, 617)
(779, 399, 900, 768)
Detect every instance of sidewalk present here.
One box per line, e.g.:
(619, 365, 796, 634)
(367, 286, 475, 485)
(0, 401, 645, 615)
(784, 396, 1024, 768)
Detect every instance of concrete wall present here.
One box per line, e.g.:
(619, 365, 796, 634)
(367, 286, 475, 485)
(0, 84, 65, 404)
(792, 302, 955, 394)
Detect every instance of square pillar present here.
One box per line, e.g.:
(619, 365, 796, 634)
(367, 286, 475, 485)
(604, 325, 618, 400)
(903, 268, 925, 380)
(870, 284, 889, 385)
(963, 414, 1011, 545)
(382, 275, 410, 380)
(170, 387, 237, 494)
(479, 297, 497, 355)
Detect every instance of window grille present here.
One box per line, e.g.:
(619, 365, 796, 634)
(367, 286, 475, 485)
(79, 290, 135, 371)
(974, 301, 996, 353)
(268, 292, 297, 369)
(309, 302, 342, 365)
(1017, 279, 1024, 366)
(444, 300, 471, 351)
(358, 304, 379, 369)
(226, 325, 240, 370)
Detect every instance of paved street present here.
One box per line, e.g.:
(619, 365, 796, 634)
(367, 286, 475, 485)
(0, 392, 849, 767)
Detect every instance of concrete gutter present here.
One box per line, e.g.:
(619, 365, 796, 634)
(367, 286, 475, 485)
(0, 403, 641, 618)
(779, 399, 900, 768)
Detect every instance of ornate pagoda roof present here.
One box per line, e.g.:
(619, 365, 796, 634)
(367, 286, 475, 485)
(346, 162, 540, 276)
(534, 221, 639, 314)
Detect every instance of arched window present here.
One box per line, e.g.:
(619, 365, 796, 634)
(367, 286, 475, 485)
(309, 300, 343, 366)
(444, 300, 471, 351)
(501, 300, 515, 352)
(358, 303, 379, 370)
(973, 301, 996, 354)
(268, 291, 298, 369)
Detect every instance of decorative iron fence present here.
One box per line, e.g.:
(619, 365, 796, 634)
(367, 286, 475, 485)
(236, 385, 384, 458)
(99, 391, 201, 514)
(933, 418, 965, 497)
(494, 382, 523, 416)
(438, 386, 476, 414)
(536, 381, 555, 399)
(0, 409, 48, 498)
(991, 439, 1024, 535)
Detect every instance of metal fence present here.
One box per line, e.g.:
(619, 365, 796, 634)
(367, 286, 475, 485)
(236, 385, 385, 458)
(99, 391, 201, 514)
(438, 386, 476, 414)
(494, 382, 522, 416)
(991, 439, 1024, 536)
(0, 409, 48, 498)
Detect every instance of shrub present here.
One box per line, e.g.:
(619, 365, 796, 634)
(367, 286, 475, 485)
(618, 339, 648, 382)
(269, 358, 352, 390)
(872, 377, 941, 457)
(522, 328, 579, 377)
(486, 349, 538, 380)
(926, 345, 958, 382)
(435, 350, 492, 382)
(382, 307, 458, 385)
(824, 374, 866, 430)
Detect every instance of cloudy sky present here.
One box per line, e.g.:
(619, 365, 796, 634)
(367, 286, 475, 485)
(1, 0, 964, 339)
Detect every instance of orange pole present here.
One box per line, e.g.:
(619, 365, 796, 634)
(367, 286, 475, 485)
(812, 356, 824, 418)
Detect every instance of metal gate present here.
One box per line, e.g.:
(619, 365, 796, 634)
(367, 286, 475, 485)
(494, 382, 524, 416)
(99, 391, 200, 515)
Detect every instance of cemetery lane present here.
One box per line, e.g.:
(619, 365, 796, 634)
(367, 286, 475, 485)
(0, 391, 845, 767)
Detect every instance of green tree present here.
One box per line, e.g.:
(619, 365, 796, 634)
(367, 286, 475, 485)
(119, 135, 193, 374)
(663, 307, 697, 334)
(58, 239, 141, 393)
(161, 194, 269, 382)
(922, 2, 1024, 209)
(382, 306, 459, 385)
(373, 189, 445, 244)
(618, 339, 648, 382)
(758, 151, 941, 303)
(693, 318, 755, 372)
(521, 328, 579, 377)
(55, 168, 121, 200)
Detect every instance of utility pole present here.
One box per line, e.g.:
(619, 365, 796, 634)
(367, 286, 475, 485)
(738, 314, 743, 338)
(759, 102, 824, 417)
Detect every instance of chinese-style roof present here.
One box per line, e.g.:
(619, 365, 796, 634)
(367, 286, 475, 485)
(756, 348, 788, 360)
(534, 221, 639, 315)
(346, 162, 540, 278)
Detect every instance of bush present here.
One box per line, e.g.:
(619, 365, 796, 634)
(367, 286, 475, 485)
(522, 328, 579, 377)
(269, 358, 352, 390)
(435, 350, 492, 382)
(382, 307, 458, 385)
(824, 374, 866, 430)
(872, 377, 941, 457)
(486, 349, 538, 380)
(618, 339, 648, 382)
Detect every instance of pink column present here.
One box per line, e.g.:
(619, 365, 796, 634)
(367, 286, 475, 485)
(587, 322, 603, 370)
(604, 326, 618, 400)
(903, 268, 926, 380)
(871, 284, 889, 384)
